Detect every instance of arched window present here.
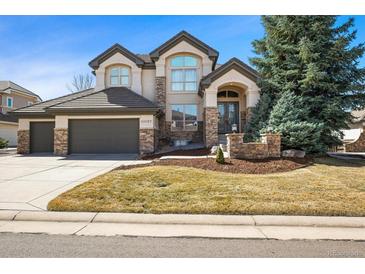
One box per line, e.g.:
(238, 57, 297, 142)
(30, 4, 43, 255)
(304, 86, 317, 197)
(217, 90, 239, 98)
(109, 66, 130, 87)
(170, 55, 198, 92)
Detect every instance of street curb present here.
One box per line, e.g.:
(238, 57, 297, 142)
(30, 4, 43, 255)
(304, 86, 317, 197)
(1, 210, 365, 228)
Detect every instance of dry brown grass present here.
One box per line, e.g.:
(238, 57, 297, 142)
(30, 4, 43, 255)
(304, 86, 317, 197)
(48, 157, 365, 216)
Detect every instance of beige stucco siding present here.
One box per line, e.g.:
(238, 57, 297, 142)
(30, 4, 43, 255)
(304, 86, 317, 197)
(0, 122, 18, 146)
(18, 118, 55, 130)
(142, 69, 156, 103)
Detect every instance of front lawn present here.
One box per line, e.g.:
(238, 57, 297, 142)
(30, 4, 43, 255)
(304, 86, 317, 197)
(48, 157, 365, 216)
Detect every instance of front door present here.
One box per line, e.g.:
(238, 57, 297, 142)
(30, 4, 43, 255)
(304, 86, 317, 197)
(218, 102, 239, 134)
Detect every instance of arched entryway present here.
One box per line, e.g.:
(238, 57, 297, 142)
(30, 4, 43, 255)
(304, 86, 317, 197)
(217, 84, 246, 134)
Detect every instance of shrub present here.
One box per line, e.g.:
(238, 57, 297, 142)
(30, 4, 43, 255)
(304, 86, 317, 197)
(0, 138, 9, 149)
(216, 146, 225, 164)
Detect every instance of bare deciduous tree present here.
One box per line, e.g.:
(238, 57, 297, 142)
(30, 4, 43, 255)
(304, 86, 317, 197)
(67, 73, 95, 93)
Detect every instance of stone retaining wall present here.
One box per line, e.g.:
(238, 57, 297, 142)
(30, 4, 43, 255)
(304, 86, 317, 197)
(345, 128, 365, 152)
(226, 133, 281, 159)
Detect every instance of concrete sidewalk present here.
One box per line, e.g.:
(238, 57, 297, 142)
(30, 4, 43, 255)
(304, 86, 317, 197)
(1, 210, 365, 240)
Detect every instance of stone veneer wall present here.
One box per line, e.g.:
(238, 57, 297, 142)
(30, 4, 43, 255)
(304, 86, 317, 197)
(154, 129, 159, 150)
(204, 107, 218, 147)
(261, 133, 281, 157)
(140, 128, 155, 155)
(54, 128, 68, 156)
(155, 77, 166, 109)
(165, 121, 203, 143)
(226, 133, 281, 159)
(17, 130, 30, 154)
(155, 77, 167, 141)
(345, 128, 365, 152)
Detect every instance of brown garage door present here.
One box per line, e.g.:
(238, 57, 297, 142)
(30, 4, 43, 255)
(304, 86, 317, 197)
(30, 122, 55, 153)
(69, 119, 139, 154)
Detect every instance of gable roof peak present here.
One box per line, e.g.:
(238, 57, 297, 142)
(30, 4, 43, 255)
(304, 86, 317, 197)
(89, 43, 145, 70)
(199, 57, 259, 93)
(149, 30, 219, 67)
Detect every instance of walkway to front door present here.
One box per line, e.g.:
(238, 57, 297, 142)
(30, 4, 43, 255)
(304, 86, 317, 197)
(218, 102, 239, 134)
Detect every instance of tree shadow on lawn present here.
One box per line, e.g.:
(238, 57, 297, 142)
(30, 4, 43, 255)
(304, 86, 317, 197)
(315, 156, 365, 168)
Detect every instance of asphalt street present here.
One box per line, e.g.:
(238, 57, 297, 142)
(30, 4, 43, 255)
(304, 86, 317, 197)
(0, 233, 364, 257)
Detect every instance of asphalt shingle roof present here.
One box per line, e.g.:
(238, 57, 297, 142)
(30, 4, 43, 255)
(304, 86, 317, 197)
(11, 88, 96, 114)
(47, 87, 158, 111)
(12, 87, 158, 115)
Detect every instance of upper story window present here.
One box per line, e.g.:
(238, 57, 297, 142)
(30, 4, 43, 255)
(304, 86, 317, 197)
(109, 66, 130, 87)
(6, 97, 13, 108)
(170, 55, 198, 92)
(27, 101, 33, 106)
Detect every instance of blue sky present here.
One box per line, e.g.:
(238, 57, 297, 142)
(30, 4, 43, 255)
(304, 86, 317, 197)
(0, 15, 364, 100)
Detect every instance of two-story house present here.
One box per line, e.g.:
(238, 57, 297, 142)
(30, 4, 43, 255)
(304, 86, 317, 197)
(12, 31, 260, 155)
(0, 81, 41, 146)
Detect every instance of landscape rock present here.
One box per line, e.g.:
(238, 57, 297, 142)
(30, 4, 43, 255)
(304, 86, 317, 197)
(282, 149, 306, 158)
(211, 146, 219, 154)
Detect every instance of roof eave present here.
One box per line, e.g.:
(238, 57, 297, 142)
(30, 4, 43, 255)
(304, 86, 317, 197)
(46, 107, 159, 114)
(11, 112, 53, 118)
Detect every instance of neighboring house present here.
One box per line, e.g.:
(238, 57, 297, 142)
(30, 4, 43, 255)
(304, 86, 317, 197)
(342, 109, 365, 152)
(341, 110, 364, 142)
(0, 81, 41, 146)
(12, 31, 260, 155)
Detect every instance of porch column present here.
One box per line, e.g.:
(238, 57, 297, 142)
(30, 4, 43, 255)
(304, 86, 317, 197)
(139, 115, 157, 155)
(204, 90, 218, 147)
(17, 119, 30, 154)
(245, 87, 260, 124)
(54, 116, 68, 156)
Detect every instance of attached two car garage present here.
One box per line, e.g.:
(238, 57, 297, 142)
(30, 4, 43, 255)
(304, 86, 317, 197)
(29, 119, 140, 154)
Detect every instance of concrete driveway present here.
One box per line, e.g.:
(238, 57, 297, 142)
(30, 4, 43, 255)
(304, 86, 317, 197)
(0, 154, 149, 211)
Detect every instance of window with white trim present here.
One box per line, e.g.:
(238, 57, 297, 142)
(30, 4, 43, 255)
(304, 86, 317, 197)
(170, 56, 198, 92)
(171, 104, 198, 131)
(109, 66, 130, 87)
(27, 101, 33, 106)
(6, 97, 13, 108)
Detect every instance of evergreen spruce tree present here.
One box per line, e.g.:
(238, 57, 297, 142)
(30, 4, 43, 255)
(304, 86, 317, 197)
(268, 90, 325, 153)
(216, 146, 225, 164)
(249, 16, 365, 152)
(244, 92, 273, 141)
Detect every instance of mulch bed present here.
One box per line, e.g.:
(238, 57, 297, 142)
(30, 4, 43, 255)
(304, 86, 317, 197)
(141, 148, 211, 160)
(118, 157, 312, 174)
